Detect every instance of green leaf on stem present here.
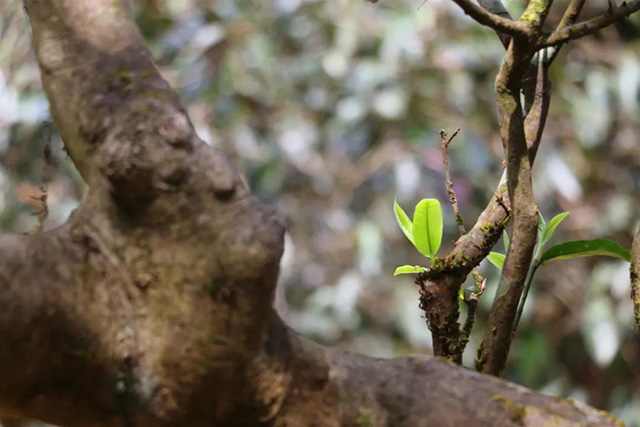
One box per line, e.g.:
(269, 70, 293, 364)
(412, 198, 443, 259)
(487, 252, 506, 269)
(394, 265, 428, 276)
(540, 239, 631, 265)
(540, 212, 569, 247)
(537, 211, 546, 234)
(394, 199, 414, 245)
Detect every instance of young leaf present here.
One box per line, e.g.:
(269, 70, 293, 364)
(487, 252, 506, 269)
(412, 199, 443, 259)
(393, 199, 414, 245)
(537, 210, 546, 234)
(540, 239, 631, 266)
(540, 212, 569, 247)
(503, 230, 510, 252)
(394, 265, 428, 276)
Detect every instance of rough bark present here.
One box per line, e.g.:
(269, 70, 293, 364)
(0, 0, 622, 425)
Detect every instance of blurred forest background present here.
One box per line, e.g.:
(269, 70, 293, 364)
(1, 0, 639, 425)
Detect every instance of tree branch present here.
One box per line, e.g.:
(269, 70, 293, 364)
(449, 0, 531, 38)
(519, 0, 554, 31)
(478, 0, 513, 47)
(546, 0, 587, 64)
(558, 0, 587, 29)
(541, 0, 640, 47)
(0, 0, 621, 425)
(476, 41, 538, 376)
(524, 51, 551, 162)
(440, 128, 466, 236)
(266, 313, 620, 426)
(631, 226, 640, 329)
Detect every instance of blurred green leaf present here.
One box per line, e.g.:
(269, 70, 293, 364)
(503, 229, 510, 252)
(393, 265, 428, 276)
(412, 198, 442, 259)
(393, 199, 414, 245)
(540, 239, 631, 265)
(487, 252, 506, 269)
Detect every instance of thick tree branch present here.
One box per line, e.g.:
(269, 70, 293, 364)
(266, 314, 619, 426)
(541, 0, 640, 47)
(0, 0, 621, 425)
(476, 41, 538, 376)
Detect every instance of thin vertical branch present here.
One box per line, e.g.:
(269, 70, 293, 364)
(631, 226, 640, 329)
(524, 51, 551, 162)
(439, 128, 487, 364)
(440, 128, 465, 236)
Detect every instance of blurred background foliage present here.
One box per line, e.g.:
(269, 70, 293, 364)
(1, 0, 640, 424)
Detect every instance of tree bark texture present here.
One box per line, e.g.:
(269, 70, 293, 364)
(0, 1, 621, 425)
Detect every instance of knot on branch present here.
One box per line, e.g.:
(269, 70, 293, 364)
(94, 102, 197, 206)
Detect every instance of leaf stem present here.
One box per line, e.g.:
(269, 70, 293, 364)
(514, 260, 540, 331)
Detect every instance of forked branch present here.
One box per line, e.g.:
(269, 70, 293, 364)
(542, 0, 640, 47)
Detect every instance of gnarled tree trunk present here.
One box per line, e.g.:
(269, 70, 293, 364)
(0, 1, 622, 425)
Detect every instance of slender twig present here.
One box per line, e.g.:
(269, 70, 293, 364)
(440, 128, 465, 236)
(449, 0, 531, 38)
(524, 50, 551, 163)
(455, 299, 477, 364)
(631, 227, 640, 329)
(547, 0, 587, 64)
(458, 275, 486, 355)
(559, 0, 587, 29)
(440, 128, 487, 363)
(513, 260, 539, 331)
(541, 0, 640, 47)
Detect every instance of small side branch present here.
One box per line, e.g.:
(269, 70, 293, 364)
(541, 0, 640, 47)
(524, 51, 551, 163)
(440, 128, 465, 236)
(558, 0, 586, 29)
(439, 128, 486, 363)
(449, 0, 531, 38)
(478, 0, 513, 47)
(546, 0, 586, 66)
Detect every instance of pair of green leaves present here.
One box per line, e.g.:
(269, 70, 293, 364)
(487, 212, 631, 270)
(393, 199, 443, 275)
